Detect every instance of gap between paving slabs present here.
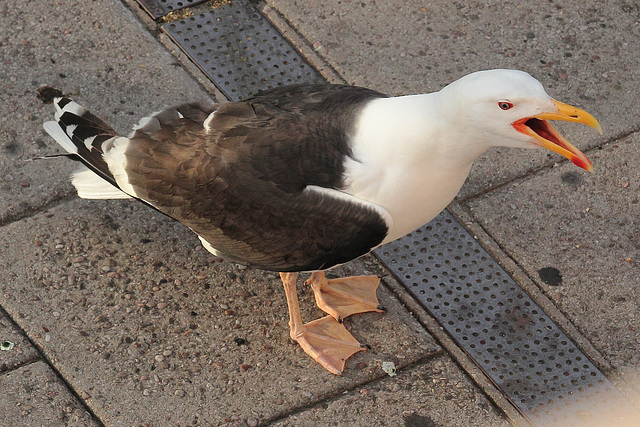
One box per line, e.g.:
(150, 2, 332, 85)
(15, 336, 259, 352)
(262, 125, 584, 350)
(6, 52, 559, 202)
(0, 308, 40, 373)
(1, 362, 99, 425)
(0, 308, 103, 425)
(122, 1, 636, 424)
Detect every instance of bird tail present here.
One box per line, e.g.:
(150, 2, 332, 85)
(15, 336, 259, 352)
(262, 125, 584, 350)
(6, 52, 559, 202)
(43, 97, 131, 199)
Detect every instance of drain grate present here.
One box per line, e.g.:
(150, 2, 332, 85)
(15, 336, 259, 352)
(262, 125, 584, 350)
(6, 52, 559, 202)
(136, 0, 208, 19)
(375, 210, 633, 425)
(162, 2, 324, 101)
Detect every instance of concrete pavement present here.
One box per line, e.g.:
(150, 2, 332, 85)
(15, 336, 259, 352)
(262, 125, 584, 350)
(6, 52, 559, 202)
(1, 0, 638, 425)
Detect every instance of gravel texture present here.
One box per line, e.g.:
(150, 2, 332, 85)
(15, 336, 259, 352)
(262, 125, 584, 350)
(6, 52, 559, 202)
(0, 361, 98, 426)
(0, 197, 440, 424)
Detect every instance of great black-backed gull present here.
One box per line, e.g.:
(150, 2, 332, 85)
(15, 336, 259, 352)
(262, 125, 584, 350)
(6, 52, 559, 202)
(43, 69, 601, 374)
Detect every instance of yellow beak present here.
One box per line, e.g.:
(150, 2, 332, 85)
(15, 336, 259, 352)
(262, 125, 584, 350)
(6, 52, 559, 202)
(512, 100, 602, 172)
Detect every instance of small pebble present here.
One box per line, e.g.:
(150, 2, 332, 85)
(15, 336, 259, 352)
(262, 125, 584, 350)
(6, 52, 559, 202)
(157, 302, 168, 309)
(80, 391, 91, 400)
(142, 389, 150, 396)
(174, 389, 185, 397)
(162, 350, 172, 357)
(155, 355, 165, 362)
(20, 181, 30, 188)
(247, 418, 259, 427)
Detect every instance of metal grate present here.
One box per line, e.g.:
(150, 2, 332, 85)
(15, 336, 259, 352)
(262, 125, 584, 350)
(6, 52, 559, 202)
(375, 210, 634, 425)
(162, 2, 324, 101)
(136, 0, 208, 19)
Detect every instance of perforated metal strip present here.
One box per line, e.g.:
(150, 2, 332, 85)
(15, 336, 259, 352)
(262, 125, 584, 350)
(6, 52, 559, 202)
(136, 0, 207, 19)
(162, 2, 324, 101)
(374, 210, 634, 425)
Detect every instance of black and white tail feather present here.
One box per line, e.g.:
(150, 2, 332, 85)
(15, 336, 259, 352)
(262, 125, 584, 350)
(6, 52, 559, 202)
(44, 97, 185, 202)
(43, 97, 133, 200)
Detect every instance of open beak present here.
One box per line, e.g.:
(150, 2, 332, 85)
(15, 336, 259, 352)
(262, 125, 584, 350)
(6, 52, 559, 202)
(512, 100, 602, 172)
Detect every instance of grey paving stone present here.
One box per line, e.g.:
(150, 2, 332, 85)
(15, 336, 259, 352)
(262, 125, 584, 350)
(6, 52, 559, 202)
(0, 311, 39, 373)
(0, 0, 211, 224)
(0, 361, 98, 426)
(0, 197, 440, 425)
(266, 0, 639, 197)
(273, 355, 508, 426)
(466, 133, 640, 398)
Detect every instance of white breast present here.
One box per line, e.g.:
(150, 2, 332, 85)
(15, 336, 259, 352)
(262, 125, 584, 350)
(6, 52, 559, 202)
(342, 95, 486, 244)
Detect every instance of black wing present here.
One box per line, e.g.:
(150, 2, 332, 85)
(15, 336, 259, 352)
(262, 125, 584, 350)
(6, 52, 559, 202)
(122, 84, 390, 271)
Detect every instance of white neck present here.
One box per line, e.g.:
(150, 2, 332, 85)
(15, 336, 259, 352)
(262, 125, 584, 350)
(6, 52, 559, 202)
(343, 93, 488, 243)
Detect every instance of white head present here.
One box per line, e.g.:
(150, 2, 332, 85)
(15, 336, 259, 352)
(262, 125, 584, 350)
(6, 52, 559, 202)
(439, 69, 601, 171)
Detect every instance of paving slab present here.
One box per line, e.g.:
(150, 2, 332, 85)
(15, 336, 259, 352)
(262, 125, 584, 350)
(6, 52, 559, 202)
(0, 197, 440, 425)
(273, 354, 507, 426)
(466, 133, 640, 401)
(0, 0, 211, 224)
(0, 310, 39, 373)
(266, 0, 640, 197)
(0, 361, 98, 426)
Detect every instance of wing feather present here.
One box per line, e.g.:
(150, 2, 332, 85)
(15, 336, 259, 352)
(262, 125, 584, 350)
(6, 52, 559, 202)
(122, 84, 390, 271)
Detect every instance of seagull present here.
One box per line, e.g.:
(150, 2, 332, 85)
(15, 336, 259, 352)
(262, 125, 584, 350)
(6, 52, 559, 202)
(43, 69, 601, 375)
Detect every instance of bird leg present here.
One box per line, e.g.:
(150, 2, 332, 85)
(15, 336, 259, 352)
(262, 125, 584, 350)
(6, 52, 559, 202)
(280, 272, 365, 375)
(305, 271, 384, 322)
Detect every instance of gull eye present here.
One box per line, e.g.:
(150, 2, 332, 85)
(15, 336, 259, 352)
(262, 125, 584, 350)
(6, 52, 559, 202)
(498, 101, 514, 110)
